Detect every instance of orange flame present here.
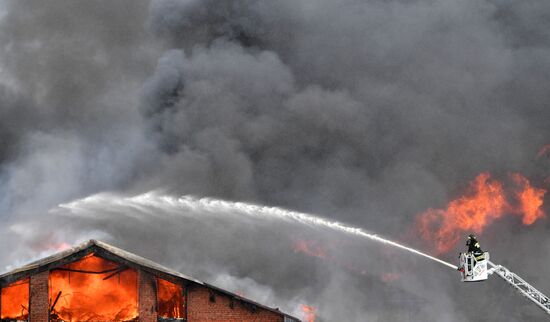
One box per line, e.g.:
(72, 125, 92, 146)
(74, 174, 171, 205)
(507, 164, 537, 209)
(157, 278, 185, 319)
(49, 254, 138, 321)
(55, 242, 72, 251)
(42, 241, 72, 253)
(416, 173, 508, 253)
(511, 173, 546, 225)
(381, 272, 400, 283)
(301, 304, 317, 322)
(293, 240, 371, 276)
(416, 172, 547, 253)
(1, 278, 29, 320)
(537, 144, 550, 159)
(293, 240, 329, 259)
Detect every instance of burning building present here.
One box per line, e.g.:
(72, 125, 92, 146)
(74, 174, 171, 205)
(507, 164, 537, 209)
(0, 240, 300, 322)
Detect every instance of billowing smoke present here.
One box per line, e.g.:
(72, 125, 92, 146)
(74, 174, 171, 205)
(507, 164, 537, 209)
(1, 0, 550, 320)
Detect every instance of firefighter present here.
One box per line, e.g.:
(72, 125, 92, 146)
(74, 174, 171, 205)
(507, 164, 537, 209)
(466, 234, 485, 260)
(466, 234, 481, 252)
(457, 234, 485, 272)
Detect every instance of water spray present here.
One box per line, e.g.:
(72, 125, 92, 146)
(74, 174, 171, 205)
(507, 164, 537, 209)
(60, 192, 550, 316)
(173, 196, 550, 316)
(174, 195, 458, 270)
(60, 192, 458, 270)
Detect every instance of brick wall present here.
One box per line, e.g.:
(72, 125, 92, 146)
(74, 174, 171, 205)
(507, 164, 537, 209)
(3, 269, 289, 322)
(187, 286, 284, 322)
(29, 271, 49, 322)
(138, 270, 158, 322)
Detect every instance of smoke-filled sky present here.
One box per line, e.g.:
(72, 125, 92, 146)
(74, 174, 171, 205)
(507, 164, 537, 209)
(1, 0, 550, 320)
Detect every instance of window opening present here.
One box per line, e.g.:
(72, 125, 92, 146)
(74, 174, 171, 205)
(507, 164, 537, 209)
(157, 278, 186, 320)
(49, 254, 138, 322)
(1, 278, 30, 321)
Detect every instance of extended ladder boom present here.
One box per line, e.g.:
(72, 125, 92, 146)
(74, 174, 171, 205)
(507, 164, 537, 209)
(488, 261, 550, 315)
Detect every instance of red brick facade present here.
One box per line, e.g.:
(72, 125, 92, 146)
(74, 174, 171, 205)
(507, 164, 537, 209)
(3, 269, 288, 322)
(138, 270, 158, 322)
(29, 271, 49, 322)
(187, 286, 284, 322)
(0, 241, 298, 322)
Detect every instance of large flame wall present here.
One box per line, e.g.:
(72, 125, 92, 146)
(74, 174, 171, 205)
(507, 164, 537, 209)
(49, 254, 138, 322)
(416, 172, 547, 253)
(1, 278, 29, 320)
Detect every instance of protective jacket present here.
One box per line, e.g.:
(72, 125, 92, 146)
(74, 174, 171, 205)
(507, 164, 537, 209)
(466, 237, 483, 258)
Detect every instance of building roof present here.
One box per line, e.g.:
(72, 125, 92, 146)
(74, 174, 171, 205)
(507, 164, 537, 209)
(0, 239, 300, 321)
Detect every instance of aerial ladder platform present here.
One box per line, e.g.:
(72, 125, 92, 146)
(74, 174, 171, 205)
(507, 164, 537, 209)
(487, 260, 550, 315)
(458, 251, 550, 316)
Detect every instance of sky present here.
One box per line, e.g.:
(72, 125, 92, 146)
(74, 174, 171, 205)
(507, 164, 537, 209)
(0, 0, 550, 320)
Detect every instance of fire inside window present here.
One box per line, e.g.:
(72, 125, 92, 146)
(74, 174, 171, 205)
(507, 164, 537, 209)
(48, 254, 138, 322)
(0, 278, 30, 321)
(157, 278, 186, 320)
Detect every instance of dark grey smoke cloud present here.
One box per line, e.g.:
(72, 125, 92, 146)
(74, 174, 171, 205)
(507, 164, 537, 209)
(1, 0, 550, 320)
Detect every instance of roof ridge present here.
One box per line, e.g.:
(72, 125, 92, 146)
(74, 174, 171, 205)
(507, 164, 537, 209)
(0, 239, 301, 321)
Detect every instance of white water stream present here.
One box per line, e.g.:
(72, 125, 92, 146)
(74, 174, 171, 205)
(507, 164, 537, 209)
(59, 192, 458, 270)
